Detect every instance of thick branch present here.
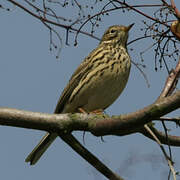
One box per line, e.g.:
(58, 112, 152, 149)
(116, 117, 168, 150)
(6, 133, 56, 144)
(92, 90, 180, 137)
(0, 90, 179, 145)
(0, 108, 122, 180)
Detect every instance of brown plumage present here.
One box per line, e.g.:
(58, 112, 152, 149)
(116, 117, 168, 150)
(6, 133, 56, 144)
(25, 24, 134, 165)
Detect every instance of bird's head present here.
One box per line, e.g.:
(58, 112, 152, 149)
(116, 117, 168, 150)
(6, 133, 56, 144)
(100, 24, 134, 47)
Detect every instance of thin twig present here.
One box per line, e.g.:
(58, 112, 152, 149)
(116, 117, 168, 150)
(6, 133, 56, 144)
(171, 0, 180, 19)
(74, 2, 166, 44)
(144, 124, 176, 180)
(7, 0, 100, 41)
(157, 117, 180, 125)
(157, 58, 180, 100)
(131, 60, 150, 88)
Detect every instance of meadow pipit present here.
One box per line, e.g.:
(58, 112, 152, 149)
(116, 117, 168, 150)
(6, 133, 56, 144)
(26, 24, 134, 165)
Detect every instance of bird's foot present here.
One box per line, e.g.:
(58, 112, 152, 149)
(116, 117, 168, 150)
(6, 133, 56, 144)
(78, 108, 104, 115)
(91, 109, 104, 115)
(78, 107, 88, 114)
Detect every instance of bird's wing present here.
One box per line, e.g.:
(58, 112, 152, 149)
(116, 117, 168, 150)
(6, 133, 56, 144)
(54, 46, 102, 113)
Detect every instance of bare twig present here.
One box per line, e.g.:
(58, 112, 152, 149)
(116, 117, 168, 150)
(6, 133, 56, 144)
(60, 134, 124, 180)
(157, 58, 180, 100)
(144, 124, 176, 180)
(140, 125, 180, 146)
(157, 117, 180, 125)
(131, 60, 150, 88)
(74, 2, 166, 45)
(144, 125, 171, 160)
(144, 57, 180, 180)
(171, 0, 180, 19)
(6, 0, 100, 41)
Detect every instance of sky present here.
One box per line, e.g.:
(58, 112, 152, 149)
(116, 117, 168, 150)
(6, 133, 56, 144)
(0, 1, 180, 180)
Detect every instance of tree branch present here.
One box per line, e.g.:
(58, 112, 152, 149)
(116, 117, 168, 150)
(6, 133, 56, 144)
(0, 108, 123, 180)
(143, 124, 176, 180)
(157, 58, 180, 100)
(6, 0, 100, 41)
(157, 117, 180, 125)
(0, 90, 180, 144)
(59, 134, 124, 180)
(171, 0, 180, 19)
(140, 125, 180, 146)
(141, 57, 180, 179)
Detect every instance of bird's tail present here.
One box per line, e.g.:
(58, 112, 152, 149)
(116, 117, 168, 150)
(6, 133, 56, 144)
(25, 133, 57, 165)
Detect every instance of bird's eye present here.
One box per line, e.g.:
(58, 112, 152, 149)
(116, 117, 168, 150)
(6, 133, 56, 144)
(110, 29, 116, 33)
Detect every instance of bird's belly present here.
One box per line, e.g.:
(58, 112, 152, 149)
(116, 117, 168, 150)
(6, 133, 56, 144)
(65, 61, 130, 112)
(83, 69, 129, 111)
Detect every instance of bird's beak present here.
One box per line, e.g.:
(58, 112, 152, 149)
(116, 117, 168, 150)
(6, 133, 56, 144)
(124, 23, 134, 32)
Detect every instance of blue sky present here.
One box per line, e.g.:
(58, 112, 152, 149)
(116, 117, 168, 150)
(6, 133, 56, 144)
(0, 1, 180, 180)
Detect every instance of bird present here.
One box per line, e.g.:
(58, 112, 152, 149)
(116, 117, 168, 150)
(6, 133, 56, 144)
(25, 23, 134, 165)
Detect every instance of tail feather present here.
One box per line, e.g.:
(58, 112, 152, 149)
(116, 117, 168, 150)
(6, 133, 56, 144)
(25, 133, 57, 165)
